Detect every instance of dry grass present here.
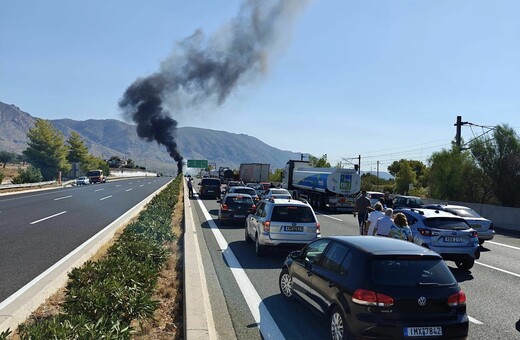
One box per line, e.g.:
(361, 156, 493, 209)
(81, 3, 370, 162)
(0, 164, 25, 184)
(8, 184, 185, 340)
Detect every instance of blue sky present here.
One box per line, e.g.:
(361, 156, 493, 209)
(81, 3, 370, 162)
(2, 0, 519, 172)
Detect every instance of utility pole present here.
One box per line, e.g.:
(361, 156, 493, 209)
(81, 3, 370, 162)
(454, 115, 468, 149)
(377, 160, 380, 191)
(358, 155, 361, 175)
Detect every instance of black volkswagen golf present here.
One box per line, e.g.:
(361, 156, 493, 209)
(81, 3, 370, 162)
(279, 236, 468, 339)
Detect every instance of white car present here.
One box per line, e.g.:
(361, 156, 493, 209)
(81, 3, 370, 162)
(261, 188, 292, 200)
(75, 176, 90, 185)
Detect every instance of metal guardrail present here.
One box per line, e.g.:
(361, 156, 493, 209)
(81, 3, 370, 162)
(0, 181, 56, 190)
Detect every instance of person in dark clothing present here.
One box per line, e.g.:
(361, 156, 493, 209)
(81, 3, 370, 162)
(379, 191, 393, 209)
(187, 178, 193, 198)
(354, 190, 372, 235)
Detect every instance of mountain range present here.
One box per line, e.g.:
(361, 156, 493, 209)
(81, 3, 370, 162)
(0, 101, 303, 173)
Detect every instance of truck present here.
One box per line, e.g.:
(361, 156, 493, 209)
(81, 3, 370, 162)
(281, 160, 361, 211)
(87, 169, 107, 184)
(239, 163, 270, 183)
(218, 167, 234, 184)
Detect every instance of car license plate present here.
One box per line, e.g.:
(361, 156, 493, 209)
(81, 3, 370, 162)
(472, 224, 482, 229)
(404, 326, 442, 337)
(285, 226, 303, 232)
(444, 237, 463, 243)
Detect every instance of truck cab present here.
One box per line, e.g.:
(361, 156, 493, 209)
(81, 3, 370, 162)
(87, 169, 106, 184)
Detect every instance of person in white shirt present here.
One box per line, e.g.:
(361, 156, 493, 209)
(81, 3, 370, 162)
(365, 202, 385, 235)
(372, 208, 394, 237)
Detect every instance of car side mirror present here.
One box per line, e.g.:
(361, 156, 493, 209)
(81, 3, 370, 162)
(289, 250, 301, 260)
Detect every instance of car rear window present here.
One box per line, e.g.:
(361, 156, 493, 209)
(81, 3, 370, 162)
(233, 188, 257, 196)
(371, 258, 456, 287)
(271, 206, 315, 223)
(449, 208, 481, 218)
(201, 179, 220, 186)
(225, 196, 253, 204)
(423, 217, 469, 230)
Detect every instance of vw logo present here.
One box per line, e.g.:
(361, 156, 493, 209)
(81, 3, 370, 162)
(452, 231, 457, 236)
(418, 296, 427, 306)
(292, 222, 297, 226)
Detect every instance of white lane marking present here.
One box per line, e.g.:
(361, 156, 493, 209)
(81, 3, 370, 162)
(148, 182, 152, 184)
(30, 211, 67, 225)
(139, 185, 144, 187)
(475, 261, 520, 278)
(468, 316, 483, 325)
(194, 197, 285, 339)
(99, 195, 112, 201)
(129, 182, 134, 184)
(54, 195, 72, 201)
(126, 188, 133, 192)
(116, 185, 121, 187)
(94, 188, 104, 192)
(486, 241, 520, 251)
(315, 212, 343, 221)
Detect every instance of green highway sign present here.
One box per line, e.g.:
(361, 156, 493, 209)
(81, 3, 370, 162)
(187, 159, 208, 168)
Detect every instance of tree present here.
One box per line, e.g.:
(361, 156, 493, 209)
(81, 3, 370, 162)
(309, 154, 331, 168)
(269, 168, 283, 182)
(0, 151, 18, 168)
(394, 161, 416, 194)
(23, 119, 71, 180)
(470, 124, 520, 207)
(67, 132, 90, 172)
(11, 166, 43, 184)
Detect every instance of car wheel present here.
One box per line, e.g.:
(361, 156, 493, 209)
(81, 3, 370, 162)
(455, 258, 474, 270)
(478, 239, 485, 245)
(244, 224, 253, 244)
(279, 268, 293, 299)
(329, 306, 349, 340)
(255, 234, 266, 257)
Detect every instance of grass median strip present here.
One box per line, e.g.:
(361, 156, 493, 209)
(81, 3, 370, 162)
(3, 175, 184, 340)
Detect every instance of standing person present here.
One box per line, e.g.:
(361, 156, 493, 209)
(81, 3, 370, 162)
(365, 202, 385, 236)
(379, 191, 393, 209)
(388, 212, 413, 241)
(372, 208, 394, 237)
(354, 190, 372, 235)
(187, 178, 194, 198)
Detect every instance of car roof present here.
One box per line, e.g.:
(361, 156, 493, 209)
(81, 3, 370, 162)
(394, 195, 421, 199)
(264, 198, 309, 206)
(423, 204, 472, 210)
(224, 193, 253, 198)
(394, 207, 462, 219)
(326, 236, 440, 257)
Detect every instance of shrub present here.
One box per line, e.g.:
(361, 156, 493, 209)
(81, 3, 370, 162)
(0, 170, 4, 184)
(11, 166, 43, 184)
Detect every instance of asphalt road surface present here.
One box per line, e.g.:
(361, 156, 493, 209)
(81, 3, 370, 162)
(189, 179, 520, 340)
(0, 177, 172, 303)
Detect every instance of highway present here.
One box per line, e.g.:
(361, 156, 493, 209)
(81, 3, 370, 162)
(0, 177, 172, 303)
(190, 180, 520, 339)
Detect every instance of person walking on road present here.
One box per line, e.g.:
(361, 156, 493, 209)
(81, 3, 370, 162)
(365, 202, 385, 236)
(379, 191, 394, 209)
(187, 178, 194, 198)
(354, 190, 372, 235)
(372, 208, 394, 237)
(388, 212, 413, 241)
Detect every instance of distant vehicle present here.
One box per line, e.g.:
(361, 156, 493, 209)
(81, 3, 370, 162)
(218, 193, 256, 225)
(75, 176, 90, 185)
(392, 195, 424, 208)
(198, 178, 221, 199)
(239, 163, 270, 183)
(279, 236, 469, 339)
(246, 183, 265, 196)
(226, 186, 260, 202)
(394, 207, 480, 269)
(87, 169, 106, 184)
(261, 188, 292, 200)
(281, 160, 361, 211)
(366, 191, 385, 206)
(422, 204, 495, 245)
(245, 198, 320, 256)
(218, 167, 234, 184)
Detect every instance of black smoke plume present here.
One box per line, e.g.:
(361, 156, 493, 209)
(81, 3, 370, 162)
(119, 0, 309, 174)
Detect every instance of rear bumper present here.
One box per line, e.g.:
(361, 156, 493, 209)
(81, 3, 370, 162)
(477, 230, 495, 241)
(259, 232, 319, 247)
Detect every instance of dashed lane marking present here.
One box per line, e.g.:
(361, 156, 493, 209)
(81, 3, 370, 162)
(30, 211, 67, 225)
(53, 195, 72, 201)
(486, 241, 520, 251)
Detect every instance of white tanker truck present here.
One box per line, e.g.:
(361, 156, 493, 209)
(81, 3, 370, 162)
(281, 160, 361, 211)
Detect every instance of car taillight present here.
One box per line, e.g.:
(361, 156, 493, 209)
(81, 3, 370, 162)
(418, 228, 439, 237)
(316, 222, 321, 234)
(470, 230, 478, 238)
(489, 223, 494, 230)
(221, 204, 229, 211)
(264, 221, 270, 232)
(447, 291, 466, 307)
(352, 289, 394, 307)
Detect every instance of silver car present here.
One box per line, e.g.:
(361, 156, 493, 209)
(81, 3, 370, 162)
(395, 208, 480, 270)
(75, 176, 90, 185)
(422, 204, 495, 245)
(245, 198, 321, 256)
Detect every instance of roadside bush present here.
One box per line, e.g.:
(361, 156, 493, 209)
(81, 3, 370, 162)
(0, 171, 4, 184)
(17, 175, 182, 338)
(11, 166, 43, 184)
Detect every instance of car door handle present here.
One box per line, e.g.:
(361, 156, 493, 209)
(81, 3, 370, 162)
(328, 282, 335, 288)
(306, 271, 313, 277)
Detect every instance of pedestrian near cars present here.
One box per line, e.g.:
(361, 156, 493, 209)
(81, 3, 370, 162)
(187, 178, 194, 198)
(372, 208, 394, 237)
(354, 190, 372, 235)
(379, 191, 393, 209)
(388, 212, 413, 241)
(365, 202, 385, 236)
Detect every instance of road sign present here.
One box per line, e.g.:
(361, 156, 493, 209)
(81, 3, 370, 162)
(187, 159, 208, 168)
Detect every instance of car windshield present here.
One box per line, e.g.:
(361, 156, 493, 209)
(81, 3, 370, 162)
(449, 207, 481, 218)
(225, 196, 253, 204)
(271, 206, 315, 223)
(423, 217, 469, 230)
(270, 189, 290, 195)
(371, 258, 456, 287)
